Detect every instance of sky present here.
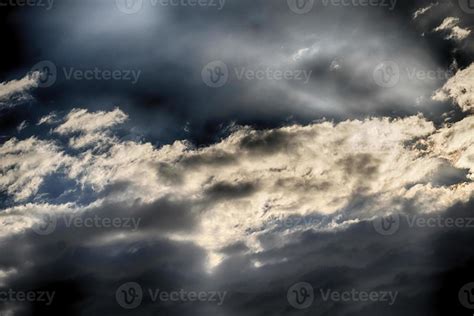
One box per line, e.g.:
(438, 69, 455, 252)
(0, 0, 474, 315)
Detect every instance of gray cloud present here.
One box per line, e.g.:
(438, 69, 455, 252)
(1, 2, 474, 315)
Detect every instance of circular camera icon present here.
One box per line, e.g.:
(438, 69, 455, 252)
(32, 214, 57, 236)
(30, 60, 57, 88)
(287, 282, 314, 309)
(459, 282, 474, 309)
(116, 0, 143, 14)
(287, 0, 315, 14)
(373, 61, 400, 88)
(201, 60, 229, 88)
(116, 282, 143, 309)
(373, 214, 400, 236)
(459, 0, 474, 14)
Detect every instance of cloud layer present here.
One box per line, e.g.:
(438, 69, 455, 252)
(434, 63, 474, 112)
(0, 73, 39, 109)
(0, 1, 473, 315)
(2, 103, 473, 269)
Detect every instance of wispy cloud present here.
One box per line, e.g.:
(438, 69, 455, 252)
(1, 107, 473, 268)
(433, 63, 474, 112)
(434, 17, 471, 41)
(0, 72, 39, 109)
(413, 2, 437, 20)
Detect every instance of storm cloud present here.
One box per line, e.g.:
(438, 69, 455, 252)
(0, 0, 474, 315)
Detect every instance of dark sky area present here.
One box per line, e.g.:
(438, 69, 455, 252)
(0, 0, 474, 315)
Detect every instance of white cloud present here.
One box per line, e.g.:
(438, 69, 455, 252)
(0, 202, 76, 238)
(429, 115, 474, 179)
(413, 2, 437, 20)
(292, 45, 320, 62)
(167, 115, 472, 266)
(55, 108, 128, 148)
(16, 121, 28, 132)
(0, 268, 17, 287)
(433, 17, 471, 41)
(55, 108, 128, 135)
(0, 72, 39, 108)
(433, 63, 474, 112)
(0, 138, 71, 201)
(68, 140, 163, 199)
(37, 113, 58, 125)
(1, 108, 474, 269)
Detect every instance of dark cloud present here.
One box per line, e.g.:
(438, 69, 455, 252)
(1, 0, 471, 145)
(338, 154, 381, 178)
(239, 130, 287, 150)
(204, 180, 258, 200)
(180, 150, 237, 168)
(1, 0, 474, 315)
